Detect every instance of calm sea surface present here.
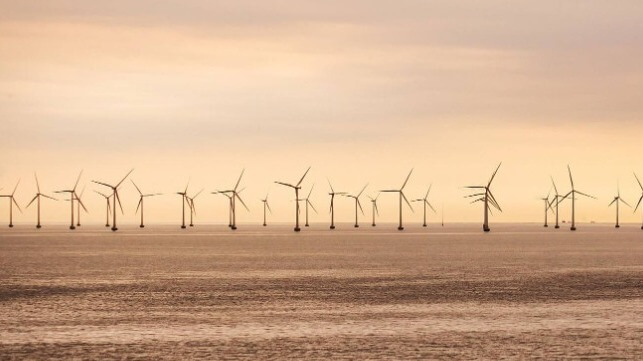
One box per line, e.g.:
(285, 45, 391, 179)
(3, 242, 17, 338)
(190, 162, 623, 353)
(1, 224, 641, 359)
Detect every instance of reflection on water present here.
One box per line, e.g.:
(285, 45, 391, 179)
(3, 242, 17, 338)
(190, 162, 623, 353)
(0, 224, 641, 359)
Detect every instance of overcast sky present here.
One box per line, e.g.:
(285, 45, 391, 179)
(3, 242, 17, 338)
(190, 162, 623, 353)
(1, 1, 642, 225)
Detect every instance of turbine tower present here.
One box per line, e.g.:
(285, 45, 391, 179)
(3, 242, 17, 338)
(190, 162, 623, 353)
(634, 172, 643, 230)
(177, 180, 190, 229)
(186, 189, 204, 227)
(214, 170, 248, 230)
(561, 165, 596, 231)
(549, 177, 564, 229)
(94, 190, 112, 227)
(275, 167, 311, 232)
(539, 188, 553, 228)
(260, 193, 272, 226)
(608, 181, 630, 228)
(380, 169, 414, 231)
(411, 185, 436, 227)
(0, 180, 21, 228)
(75, 186, 87, 227)
(300, 184, 317, 227)
(344, 184, 368, 228)
(55, 171, 86, 230)
(92, 169, 134, 232)
(213, 191, 233, 228)
(132, 180, 162, 228)
(368, 194, 380, 227)
(464, 163, 502, 232)
(25, 173, 57, 229)
(327, 180, 347, 229)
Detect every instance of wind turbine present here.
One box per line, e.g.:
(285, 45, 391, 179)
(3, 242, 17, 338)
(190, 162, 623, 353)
(539, 188, 554, 228)
(344, 184, 368, 228)
(634, 172, 643, 230)
(300, 184, 317, 227)
(411, 185, 436, 227)
(75, 186, 87, 227)
(260, 193, 272, 226)
(327, 180, 347, 229)
(186, 189, 204, 227)
(380, 169, 414, 231)
(213, 191, 233, 228)
(177, 180, 190, 229)
(215, 170, 249, 230)
(549, 177, 564, 229)
(25, 173, 57, 229)
(132, 180, 162, 228)
(464, 163, 502, 232)
(55, 171, 86, 230)
(561, 165, 596, 231)
(275, 167, 311, 232)
(608, 181, 630, 228)
(94, 190, 112, 227)
(92, 169, 134, 232)
(0, 180, 21, 228)
(368, 194, 380, 227)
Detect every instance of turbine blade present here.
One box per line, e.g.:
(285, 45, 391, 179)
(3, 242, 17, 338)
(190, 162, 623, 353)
(115, 191, 124, 214)
(135, 198, 142, 214)
(487, 191, 502, 212)
(41, 194, 58, 201)
(116, 169, 134, 188)
(427, 201, 436, 213)
(275, 181, 295, 188)
(234, 169, 245, 191)
(357, 199, 364, 215)
(374, 202, 380, 216)
(357, 183, 368, 198)
(76, 192, 89, 213)
(92, 180, 113, 188)
(634, 172, 643, 191)
(266, 201, 272, 214)
(550, 176, 559, 196)
(635, 195, 643, 212)
(73, 170, 83, 191)
(401, 168, 413, 190)
(608, 198, 617, 207)
(621, 198, 632, 208)
(34, 172, 41, 193)
(576, 190, 596, 199)
(26, 195, 38, 208)
(309, 200, 318, 214)
(567, 165, 574, 188)
(296, 166, 311, 187)
(236, 193, 250, 212)
(131, 179, 143, 195)
(327, 179, 334, 193)
(402, 192, 414, 212)
(11, 179, 20, 196)
(379, 190, 398, 192)
(13, 197, 22, 213)
(193, 188, 204, 199)
(307, 183, 315, 199)
(487, 162, 502, 187)
(425, 184, 432, 199)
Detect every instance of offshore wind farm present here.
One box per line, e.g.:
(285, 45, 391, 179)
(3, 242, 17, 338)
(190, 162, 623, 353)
(1, 1, 642, 359)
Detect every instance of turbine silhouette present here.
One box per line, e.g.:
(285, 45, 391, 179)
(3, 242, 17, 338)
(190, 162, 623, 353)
(343, 184, 368, 228)
(560, 165, 595, 231)
(94, 190, 112, 227)
(25, 173, 57, 229)
(608, 181, 630, 228)
(55, 171, 86, 230)
(327, 179, 347, 229)
(380, 169, 414, 231)
(539, 187, 554, 228)
(411, 185, 436, 227)
(92, 169, 134, 231)
(464, 163, 502, 232)
(132, 180, 162, 228)
(548, 177, 565, 229)
(275, 167, 311, 232)
(260, 193, 272, 227)
(634, 172, 643, 230)
(177, 180, 190, 229)
(0, 180, 21, 228)
(214, 170, 248, 230)
(299, 184, 317, 227)
(368, 194, 380, 227)
(185, 189, 204, 227)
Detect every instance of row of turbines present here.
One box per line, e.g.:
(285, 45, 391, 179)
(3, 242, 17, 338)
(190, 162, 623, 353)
(1, 164, 642, 232)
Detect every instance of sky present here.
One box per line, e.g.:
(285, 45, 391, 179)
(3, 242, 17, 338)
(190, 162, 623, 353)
(0, 1, 642, 226)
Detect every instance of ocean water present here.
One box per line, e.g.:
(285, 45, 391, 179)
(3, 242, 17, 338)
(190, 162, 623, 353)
(1, 224, 641, 359)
